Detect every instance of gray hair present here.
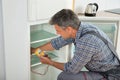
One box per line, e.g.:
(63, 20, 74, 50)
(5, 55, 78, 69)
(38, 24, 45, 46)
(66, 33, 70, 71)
(49, 9, 80, 29)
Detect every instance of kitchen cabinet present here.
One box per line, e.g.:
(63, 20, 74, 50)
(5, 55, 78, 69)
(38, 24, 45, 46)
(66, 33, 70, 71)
(28, 0, 67, 21)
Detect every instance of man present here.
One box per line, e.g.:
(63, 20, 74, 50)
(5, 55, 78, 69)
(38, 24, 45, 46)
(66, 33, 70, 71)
(31, 9, 119, 80)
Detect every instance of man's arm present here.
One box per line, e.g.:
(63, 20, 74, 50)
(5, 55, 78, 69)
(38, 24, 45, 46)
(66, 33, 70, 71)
(51, 61, 64, 71)
(31, 42, 55, 54)
(38, 42, 55, 51)
(40, 56, 64, 71)
(31, 36, 74, 54)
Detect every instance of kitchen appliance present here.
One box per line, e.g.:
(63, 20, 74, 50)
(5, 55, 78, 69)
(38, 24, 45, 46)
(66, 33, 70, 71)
(85, 3, 98, 16)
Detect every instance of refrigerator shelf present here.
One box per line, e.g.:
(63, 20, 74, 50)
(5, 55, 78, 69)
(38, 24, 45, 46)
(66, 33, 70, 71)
(31, 52, 58, 67)
(30, 30, 57, 44)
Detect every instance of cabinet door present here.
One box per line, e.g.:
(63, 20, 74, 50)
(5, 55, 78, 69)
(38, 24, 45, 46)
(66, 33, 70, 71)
(28, 0, 67, 21)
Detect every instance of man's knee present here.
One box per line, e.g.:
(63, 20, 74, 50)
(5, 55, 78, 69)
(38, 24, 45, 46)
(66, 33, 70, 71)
(57, 71, 104, 80)
(57, 72, 72, 80)
(57, 72, 64, 80)
(57, 72, 78, 80)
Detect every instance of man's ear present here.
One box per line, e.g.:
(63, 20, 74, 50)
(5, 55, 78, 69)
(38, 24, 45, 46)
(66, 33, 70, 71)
(66, 27, 76, 34)
(66, 26, 73, 32)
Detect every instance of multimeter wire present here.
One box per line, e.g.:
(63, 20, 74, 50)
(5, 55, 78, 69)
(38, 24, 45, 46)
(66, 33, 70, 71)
(31, 65, 49, 75)
(30, 55, 49, 75)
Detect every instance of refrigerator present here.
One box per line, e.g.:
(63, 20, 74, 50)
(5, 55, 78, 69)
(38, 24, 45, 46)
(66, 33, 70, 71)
(30, 23, 70, 80)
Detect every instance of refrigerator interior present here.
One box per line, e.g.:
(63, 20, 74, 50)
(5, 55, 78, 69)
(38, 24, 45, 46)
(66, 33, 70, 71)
(30, 23, 68, 80)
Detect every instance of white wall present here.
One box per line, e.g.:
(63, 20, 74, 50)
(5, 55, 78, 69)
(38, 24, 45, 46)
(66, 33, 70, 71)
(0, 0, 5, 80)
(74, 0, 120, 13)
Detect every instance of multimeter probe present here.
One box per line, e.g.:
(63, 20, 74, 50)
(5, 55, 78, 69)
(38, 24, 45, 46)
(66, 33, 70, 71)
(34, 48, 45, 57)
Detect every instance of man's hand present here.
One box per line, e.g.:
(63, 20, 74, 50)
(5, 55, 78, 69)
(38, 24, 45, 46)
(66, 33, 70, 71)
(31, 47, 36, 55)
(40, 56, 64, 70)
(39, 56, 53, 65)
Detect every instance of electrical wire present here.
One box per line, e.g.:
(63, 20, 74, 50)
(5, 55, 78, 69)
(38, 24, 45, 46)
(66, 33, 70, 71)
(31, 55, 49, 75)
(31, 65, 49, 75)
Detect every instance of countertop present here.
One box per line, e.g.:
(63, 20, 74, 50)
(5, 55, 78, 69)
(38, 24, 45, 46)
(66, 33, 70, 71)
(77, 11, 120, 21)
